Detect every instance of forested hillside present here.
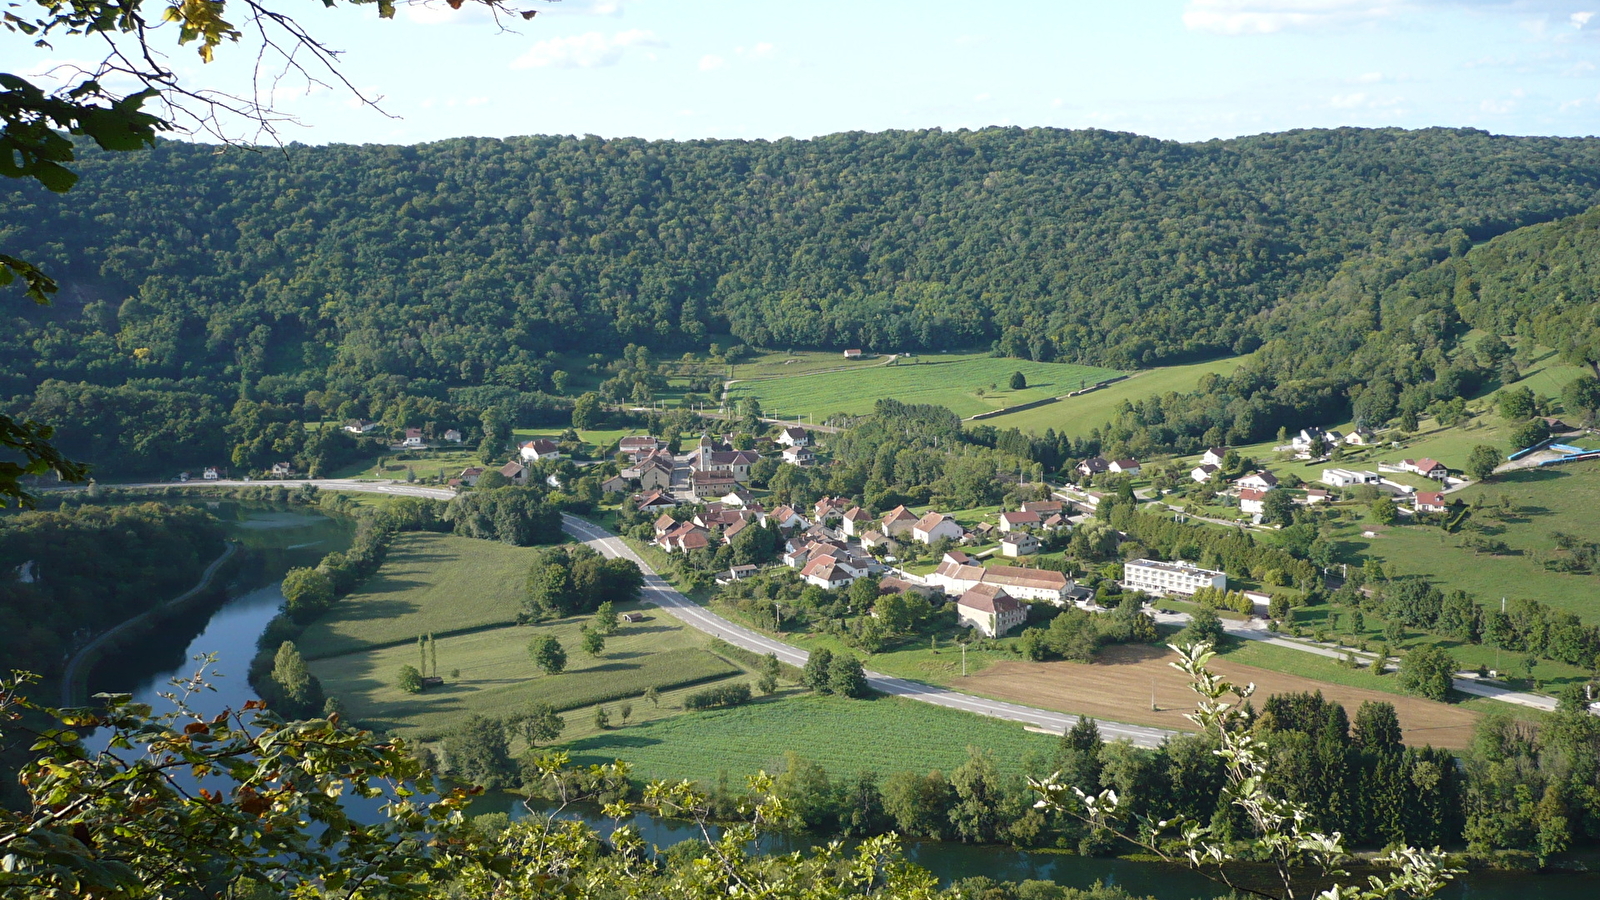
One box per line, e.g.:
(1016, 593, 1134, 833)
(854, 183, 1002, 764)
(8, 125, 1600, 473)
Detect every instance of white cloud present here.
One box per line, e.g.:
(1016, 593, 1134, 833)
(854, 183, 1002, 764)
(510, 29, 665, 69)
(1355, 71, 1384, 83)
(698, 54, 726, 71)
(1182, 0, 1401, 35)
(1330, 91, 1368, 107)
(1573, 10, 1595, 28)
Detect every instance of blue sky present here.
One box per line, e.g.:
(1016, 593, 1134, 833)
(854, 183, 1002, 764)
(13, 0, 1600, 144)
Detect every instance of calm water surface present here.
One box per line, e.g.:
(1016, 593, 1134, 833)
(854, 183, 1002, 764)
(88, 503, 1600, 899)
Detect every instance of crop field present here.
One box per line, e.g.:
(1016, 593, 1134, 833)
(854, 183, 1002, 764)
(982, 356, 1248, 437)
(296, 533, 536, 658)
(723, 352, 1121, 421)
(310, 612, 741, 739)
(959, 644, 1482, 750)
(562, 693, 1060, 783)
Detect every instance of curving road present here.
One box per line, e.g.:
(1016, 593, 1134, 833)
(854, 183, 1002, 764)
(559, 514, 1176, 748)
(96, 479, 1177, 747)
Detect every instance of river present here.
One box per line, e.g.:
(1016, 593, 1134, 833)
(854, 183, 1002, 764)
(84, 502, 1600, 899)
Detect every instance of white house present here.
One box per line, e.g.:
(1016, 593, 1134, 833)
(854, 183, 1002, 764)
(1075, 457, 1111, 477)
(1191, 464, 1219, 483)
(271, 461, 295, 477)
(781, 445, 815, 466)
(499, 460, 528, 486)
(1321, 468, 1381, 488)
(1202, 447, 1228, 467)
(457, 466, 485, 487)
(442, 429, 463, 443)
(1123, 558, 1226, 597)
(1344, 427, 1376, 446)
(1109, 458, 1142, 476)
(619, 435, 665, 459)
(402, 428, 426, 448)
(202, 467, 221, 481)
(998, 510, 1042, 533)
(1414, 491, 1448, 513)
(912, 512, 964, 545)
(1001, 532, 1040, 557)
(1302, 488, 1331, 505)
(1236, 472, 1278, 492)
(1400, 458, 1449, 480)
(765, 505, 809, 530)
(843, 348, 863, 359)
(520, 439, 561, 461)
(841, 506, 872, 536)
(980, 566, 1071, 604)
(957, 585, 1028, 638)
(776, 426, 811, 448)
(343, 419, 380, 435)
(1239, 488, 1268, 515)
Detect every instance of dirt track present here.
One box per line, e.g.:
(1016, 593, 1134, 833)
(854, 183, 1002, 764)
(963, 644, 1481, 750)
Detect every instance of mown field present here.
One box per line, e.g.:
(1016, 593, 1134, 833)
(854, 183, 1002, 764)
(311, 616, 741, 739)
(723, 352, 1121, 421)
(297, 533, 535, 658)
(982, 356, 1247, 437)
(562, 693, 1060, 783)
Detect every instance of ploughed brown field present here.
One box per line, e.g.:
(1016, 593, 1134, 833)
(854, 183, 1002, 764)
(964, 644, 1482, 750)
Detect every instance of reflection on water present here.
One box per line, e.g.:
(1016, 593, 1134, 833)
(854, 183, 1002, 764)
(85, 502, 1600, 898)
(87, 502, 353, 715)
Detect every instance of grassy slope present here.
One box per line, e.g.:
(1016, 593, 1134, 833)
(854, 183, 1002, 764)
(562, 693, 1059, 783)
(1334, 465, 1600, 624)
(981, 356, 1248, 437)
(724, 352, 1121, 420)
(297, 532, 535, 659)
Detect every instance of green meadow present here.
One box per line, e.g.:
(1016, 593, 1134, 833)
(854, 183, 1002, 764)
(983, 356, 1249, 437)
(563, 693, 1058, 783)
(297, 533, 533, 659)
(724, 351, 1121, 421)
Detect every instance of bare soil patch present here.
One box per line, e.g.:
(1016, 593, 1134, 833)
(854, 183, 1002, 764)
(964, 644, 1481, 750)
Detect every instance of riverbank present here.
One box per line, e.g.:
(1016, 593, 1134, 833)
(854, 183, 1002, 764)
(59, 541, 240, 706)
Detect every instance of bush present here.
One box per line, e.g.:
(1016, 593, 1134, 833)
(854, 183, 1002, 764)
(398, 664, 423, 694)
(1398, 644, 1457, 701)
(684, 682, 753, 710)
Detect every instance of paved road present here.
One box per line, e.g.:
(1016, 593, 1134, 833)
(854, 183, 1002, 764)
(60, 541, 239, 706)
(1150, 609, 1567, 713)
(107, 478, 1177, 746)
(559, 514, 1175, 748)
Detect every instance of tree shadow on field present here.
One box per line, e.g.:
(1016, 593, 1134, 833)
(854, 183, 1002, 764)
(1089, 644, 1171, 667)
(582, 662, 644, 674)
(565, 734, 663, 754)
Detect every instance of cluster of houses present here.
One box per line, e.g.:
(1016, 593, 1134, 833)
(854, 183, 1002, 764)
(1288, 426, 1376, 459)
(1180, 437, 1455, 520)
(1075, 456, 1142, 478)
(342, 420, 465, 447)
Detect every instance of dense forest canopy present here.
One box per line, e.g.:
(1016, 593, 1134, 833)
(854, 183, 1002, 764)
(8, 125, 1600, 474)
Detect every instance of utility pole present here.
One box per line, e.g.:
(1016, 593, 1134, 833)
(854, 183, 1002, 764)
(960, 642, 968, 677)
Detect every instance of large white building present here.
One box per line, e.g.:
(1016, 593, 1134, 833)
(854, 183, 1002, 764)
(1123, 558, 1226, 597)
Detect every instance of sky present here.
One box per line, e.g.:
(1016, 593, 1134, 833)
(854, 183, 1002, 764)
(12, 0, 1600, 146)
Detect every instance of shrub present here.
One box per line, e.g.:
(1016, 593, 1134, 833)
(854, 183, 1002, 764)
(684, 683, 753, 710)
